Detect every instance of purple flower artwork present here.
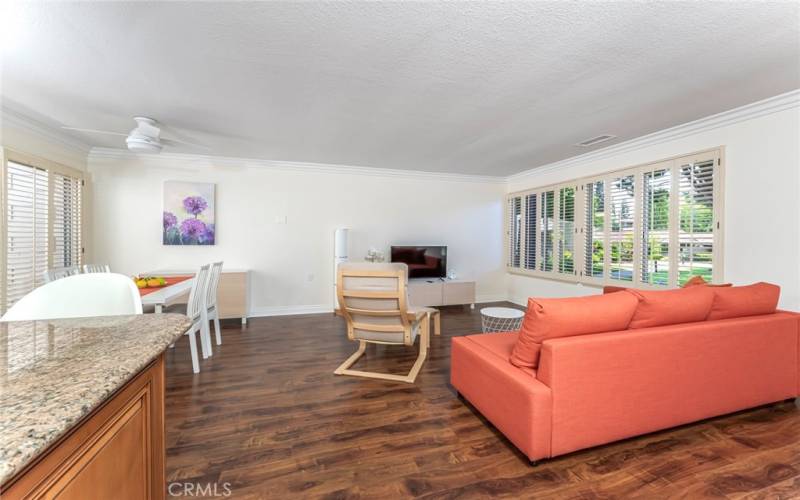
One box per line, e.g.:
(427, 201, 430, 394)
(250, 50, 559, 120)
(163, 181, 216, 245)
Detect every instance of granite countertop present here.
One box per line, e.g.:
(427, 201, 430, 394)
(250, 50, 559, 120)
(0, 313, 190, 484)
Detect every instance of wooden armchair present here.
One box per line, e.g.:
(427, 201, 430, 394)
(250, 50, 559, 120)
(335, 262, 437, 383)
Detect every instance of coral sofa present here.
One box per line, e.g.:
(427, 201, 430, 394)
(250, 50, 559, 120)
(451, 284, 800, 463)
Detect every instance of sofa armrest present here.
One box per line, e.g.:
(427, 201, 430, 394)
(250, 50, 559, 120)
(450, 337, 552, 460)
(537, 313, 799, 457)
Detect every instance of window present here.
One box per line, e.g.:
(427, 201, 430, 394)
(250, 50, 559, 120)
(1, 152, 84, 312)
(506, 195, 522, 268)
(506, 148, 723, 289)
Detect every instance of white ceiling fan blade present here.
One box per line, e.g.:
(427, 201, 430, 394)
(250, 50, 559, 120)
(61, 126, 128, 137)
(161, 137, 211, 150)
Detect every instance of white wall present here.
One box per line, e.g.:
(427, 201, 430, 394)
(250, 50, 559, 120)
(88, 153, 508, 315)
(507, 98, 800, 310)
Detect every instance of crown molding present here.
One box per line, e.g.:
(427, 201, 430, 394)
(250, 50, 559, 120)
(88, 147, 507, 184)
(507, 89, 800, 184)
(0, 105, 92, 155)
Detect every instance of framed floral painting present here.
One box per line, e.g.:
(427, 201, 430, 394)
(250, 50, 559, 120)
(163, 181, 216, 245)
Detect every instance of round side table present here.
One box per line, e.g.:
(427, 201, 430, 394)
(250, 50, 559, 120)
(480, 307, 525, 333)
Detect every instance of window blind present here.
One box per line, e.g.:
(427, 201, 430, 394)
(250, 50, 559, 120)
(557, 186, 575, 275)
(5, 161, 49, 308)
(507, 196, 522, 267)
(584, 180, 605, 279)
(608, 174, 635, 282)
(540, 190, 555, 272)
(524, 193, 537, 270)
(52, 172, 82, 269)
(678, 157, 715, 285)
(641, 168, 671, 286)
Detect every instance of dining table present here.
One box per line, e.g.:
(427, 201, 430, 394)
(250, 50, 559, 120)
(138, 275, 194, 313)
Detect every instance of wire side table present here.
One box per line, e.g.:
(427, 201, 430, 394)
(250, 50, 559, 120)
(480, 307, 525, 333)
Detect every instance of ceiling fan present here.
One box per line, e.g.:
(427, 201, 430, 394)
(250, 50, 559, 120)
(62, 117, 209, 154)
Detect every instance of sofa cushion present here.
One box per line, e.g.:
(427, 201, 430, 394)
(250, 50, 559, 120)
(510, 293, 639, 368)
(603, 285, 628, 294)
(707, 282, 780, 321)
(466, 333, 535, 377)
(682, 275, 733, 288)
(626, 286, 714, 329)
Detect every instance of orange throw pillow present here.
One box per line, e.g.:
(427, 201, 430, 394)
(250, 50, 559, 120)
(707, 282, 780, 321)
(682, 275, 733, 288)
(626, 286, 714, 329)
(602, 285, 629, 294)
(510, 293, 639, 368)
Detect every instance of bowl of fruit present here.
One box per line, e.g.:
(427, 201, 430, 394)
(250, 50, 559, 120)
(133, 276, 168, 289)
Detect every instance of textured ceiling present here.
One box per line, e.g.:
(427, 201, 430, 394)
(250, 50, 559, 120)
(1, 1, 799, 176)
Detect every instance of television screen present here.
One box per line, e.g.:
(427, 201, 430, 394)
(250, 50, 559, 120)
(390, 246, 447, 279)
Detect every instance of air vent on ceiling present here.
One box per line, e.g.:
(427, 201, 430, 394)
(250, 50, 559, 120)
(575, 134, 616, 147)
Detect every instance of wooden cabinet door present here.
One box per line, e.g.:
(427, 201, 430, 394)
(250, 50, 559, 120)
(2, 356, 165, 500)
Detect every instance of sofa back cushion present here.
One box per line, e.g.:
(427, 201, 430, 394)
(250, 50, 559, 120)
(626, 286, 714, 329)
(707, 282, 780, 321)
(602, 285, 628, 294)
(510, 293, 639, 368)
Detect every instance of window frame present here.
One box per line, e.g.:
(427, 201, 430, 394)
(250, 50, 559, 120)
(1, 149, 85, 313)
(506, 147, 724, 289)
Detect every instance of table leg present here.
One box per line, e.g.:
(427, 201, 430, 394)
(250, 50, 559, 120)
(242, 317, 247, 326)
(155, 304, 163, 314)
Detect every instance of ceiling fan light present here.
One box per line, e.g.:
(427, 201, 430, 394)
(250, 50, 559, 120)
(126, 135, 163, 153)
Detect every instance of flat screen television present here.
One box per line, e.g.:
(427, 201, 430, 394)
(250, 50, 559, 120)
(390, 246, 447, 279)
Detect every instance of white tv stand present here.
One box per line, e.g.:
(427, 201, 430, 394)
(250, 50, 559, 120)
(408, 278, 476, 309)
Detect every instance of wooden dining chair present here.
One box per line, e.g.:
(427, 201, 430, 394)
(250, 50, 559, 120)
(335, 262, 434, 384)
(204, 261, 224, 346)
(184, 264, 211, 373)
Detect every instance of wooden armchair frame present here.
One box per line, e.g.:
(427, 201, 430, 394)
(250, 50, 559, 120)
(335, 265, 430, 383)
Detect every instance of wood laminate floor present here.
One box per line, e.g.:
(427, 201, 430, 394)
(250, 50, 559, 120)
(164, 303, 800, 499)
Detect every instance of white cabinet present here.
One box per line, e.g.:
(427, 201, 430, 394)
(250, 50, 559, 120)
(408, 279, 475, 308)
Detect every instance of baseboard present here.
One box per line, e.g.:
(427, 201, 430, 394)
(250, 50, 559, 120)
(248, 304, 332, 317)
(475, 294, 511, 304)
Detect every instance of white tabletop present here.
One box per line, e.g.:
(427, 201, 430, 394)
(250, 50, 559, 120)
(480, 307, 525, 319)
(140, 278, 194, 306)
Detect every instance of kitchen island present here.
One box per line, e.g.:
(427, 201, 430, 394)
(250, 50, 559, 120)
(0, 314, 190, 499)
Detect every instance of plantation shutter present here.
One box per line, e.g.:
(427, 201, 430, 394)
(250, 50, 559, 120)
(5, 161, 49, 308)
(557, 186, 576, 275)
(52, 172, 83, 268)
(524, 193, 538, 270)
(540, 190, 555, 272)
(608, 174, 635, 282)
(506, 196, 522, 268)
(641, 167, 671, 286)
(584, 180, 605, 279)
(677, 154, 716, 285)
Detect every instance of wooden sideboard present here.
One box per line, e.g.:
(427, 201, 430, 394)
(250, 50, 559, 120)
(2, 356, 166, 499)
(408, 279, 475, 308)
(146, 269, 250, 324)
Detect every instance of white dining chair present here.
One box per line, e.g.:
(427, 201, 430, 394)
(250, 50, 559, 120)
(204, 261, 224, 346)
(184, 264, 211, 373)
(1, 273, 143, 322)
(83, 264, 111, 273)
(42, 265, 81, 283)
